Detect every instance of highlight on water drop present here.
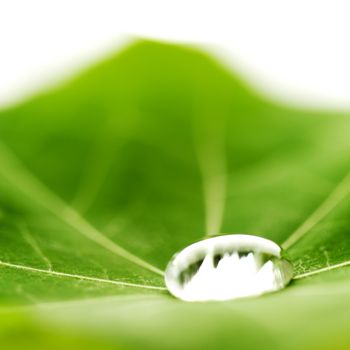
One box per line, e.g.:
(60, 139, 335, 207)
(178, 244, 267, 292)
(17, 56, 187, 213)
(165, 234, 293, 302)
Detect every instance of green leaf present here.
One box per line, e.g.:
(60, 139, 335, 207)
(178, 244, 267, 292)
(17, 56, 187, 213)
(1, 40, 350, 349)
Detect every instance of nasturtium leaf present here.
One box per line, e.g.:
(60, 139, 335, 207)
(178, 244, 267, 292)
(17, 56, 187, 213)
(0, 40, 350, 349)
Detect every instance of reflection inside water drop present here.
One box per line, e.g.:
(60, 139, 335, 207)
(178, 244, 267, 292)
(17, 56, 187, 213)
(165, 234, 293, 302)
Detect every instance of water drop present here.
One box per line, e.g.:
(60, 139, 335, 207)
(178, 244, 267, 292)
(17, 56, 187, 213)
(165, 234, 293, 302)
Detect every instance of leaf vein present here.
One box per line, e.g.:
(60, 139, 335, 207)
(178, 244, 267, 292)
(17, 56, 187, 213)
(282, 169, 350, 249)
(0, 142, 164, 276)
(20, 223, 53, 271)
(294, 260, 350, 279)
(0, 260, 166, 291)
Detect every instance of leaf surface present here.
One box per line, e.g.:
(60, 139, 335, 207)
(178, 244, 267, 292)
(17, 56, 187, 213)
(1, 40, 350, 349)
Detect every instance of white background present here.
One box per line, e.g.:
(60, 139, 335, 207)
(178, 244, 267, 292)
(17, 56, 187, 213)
(1, 0, 350, 109)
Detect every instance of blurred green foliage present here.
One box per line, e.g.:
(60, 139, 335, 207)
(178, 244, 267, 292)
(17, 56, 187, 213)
(0, 40, 350, 349)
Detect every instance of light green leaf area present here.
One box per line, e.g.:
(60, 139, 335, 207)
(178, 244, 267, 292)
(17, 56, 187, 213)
(0, 40, 350, 349)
